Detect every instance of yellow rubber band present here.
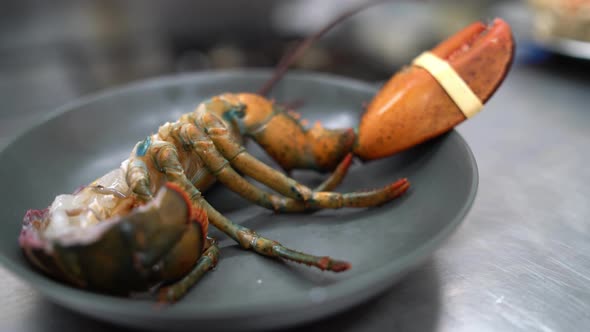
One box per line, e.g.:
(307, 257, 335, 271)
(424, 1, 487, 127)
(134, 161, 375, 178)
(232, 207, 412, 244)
(412, 52, 483, 119)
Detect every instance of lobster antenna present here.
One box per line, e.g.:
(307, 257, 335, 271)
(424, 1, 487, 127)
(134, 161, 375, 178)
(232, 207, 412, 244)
(258, 0, 391, 96)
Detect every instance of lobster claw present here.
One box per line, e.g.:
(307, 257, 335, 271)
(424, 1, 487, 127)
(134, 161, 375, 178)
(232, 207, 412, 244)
(354, 18, 515, 160)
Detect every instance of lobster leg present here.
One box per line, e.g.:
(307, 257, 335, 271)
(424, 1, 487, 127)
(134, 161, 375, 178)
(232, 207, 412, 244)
(197, 114, 312, 201)
(203, 201, 350, 272)
(158, 238, 220, 303)
(197, 110, 353, 194)
(151, 143, 351, 272)
(311, 153, 353, 192)
(195, 139, 408, 211)
(126, 158, 154, 202)
(177, 122, 409, 212)
(211, 93, 356, 173)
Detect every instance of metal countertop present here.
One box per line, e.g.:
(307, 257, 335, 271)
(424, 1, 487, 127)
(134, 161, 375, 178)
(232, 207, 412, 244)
(0, 60, 589, 331)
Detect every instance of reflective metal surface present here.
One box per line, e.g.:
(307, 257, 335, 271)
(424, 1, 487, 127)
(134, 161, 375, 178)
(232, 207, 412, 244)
(2, 59, 590, 332)
(1, 1, 589, 331)
(534, 37, 590, 60)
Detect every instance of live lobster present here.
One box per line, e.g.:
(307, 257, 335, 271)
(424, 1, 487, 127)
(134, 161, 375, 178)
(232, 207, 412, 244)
(18, 13, 514, 302)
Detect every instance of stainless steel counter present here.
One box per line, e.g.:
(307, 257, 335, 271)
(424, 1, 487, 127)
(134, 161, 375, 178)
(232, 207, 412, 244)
(1, 58, 589, 331)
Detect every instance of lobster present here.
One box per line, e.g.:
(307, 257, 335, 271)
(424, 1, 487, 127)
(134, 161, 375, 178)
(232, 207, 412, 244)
(18, 10, 514, 303)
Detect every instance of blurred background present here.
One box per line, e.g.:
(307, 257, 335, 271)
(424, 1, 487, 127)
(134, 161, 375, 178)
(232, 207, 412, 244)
(0, 0, 588, 148)
(2, 2, 590, 331)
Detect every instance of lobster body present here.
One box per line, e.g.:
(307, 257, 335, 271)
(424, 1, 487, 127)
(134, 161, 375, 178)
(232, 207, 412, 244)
(19, 18, 514, 301)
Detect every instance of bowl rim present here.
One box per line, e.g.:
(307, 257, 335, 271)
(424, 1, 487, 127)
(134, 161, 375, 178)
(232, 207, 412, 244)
(0, 69, 478, 323)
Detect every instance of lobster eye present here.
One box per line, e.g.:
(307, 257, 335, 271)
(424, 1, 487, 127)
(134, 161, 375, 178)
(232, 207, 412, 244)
(232, 103, 246, 118)
(222, 103, 246, 123)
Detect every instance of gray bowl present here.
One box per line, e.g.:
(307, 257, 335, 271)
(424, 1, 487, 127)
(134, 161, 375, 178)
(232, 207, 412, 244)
(0, 70, 477, 331)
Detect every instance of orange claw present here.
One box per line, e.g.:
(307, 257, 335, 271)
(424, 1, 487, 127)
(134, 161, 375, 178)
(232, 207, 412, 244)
(354, 18, 515, 160)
